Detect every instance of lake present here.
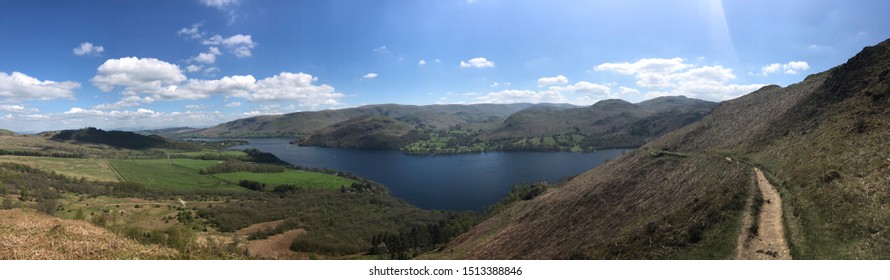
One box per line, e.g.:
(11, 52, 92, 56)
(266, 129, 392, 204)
(232, 138, 631, 211)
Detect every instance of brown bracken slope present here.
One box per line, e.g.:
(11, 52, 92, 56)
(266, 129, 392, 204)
(0, 209, 176, 260)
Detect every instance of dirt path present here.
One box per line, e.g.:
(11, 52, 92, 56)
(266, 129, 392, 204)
(736, 167, 792, 260)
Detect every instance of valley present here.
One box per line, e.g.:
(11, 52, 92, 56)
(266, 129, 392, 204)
(1, 38, 888, 260)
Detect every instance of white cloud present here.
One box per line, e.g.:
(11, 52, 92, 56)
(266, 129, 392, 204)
(537, 75, 568, 87)
(0, 104, 38, 113)
(596, 57, 764, 101)
(91, 57, 186, 96)
(199, 0, 240, 24)
(760, 61, 810, 75)
(460, 57, 495, 68)
(179, 74, 256, 99)
(203, 34, 255, 58)
(177, 23, 205, 39)
(361, 73, 378, 80)
(475, 89, 567, 104)
(616, 86, 640, 95)
(93, 96, 155, 110)
(186, 64, 203, 73)
(245, 72, 344, 108)
(225, 101, 241, 107)
(490, 82, 499, 87)
(553, 81, 611, 96)
(72, 42, 104, 56)
(203, 67, 220, 76)
(192, 47, 222, 64)
(200, 0, 239, 9)
(434, 58, 441, 63)
(418, 59, 426, 66)
(91, 57, 343, 110)
(373, 46, 389, 54)
(595, 57, 690, 75)
(0, 71, 79, 102)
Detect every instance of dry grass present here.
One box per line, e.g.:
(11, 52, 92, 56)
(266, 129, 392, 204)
(235, 219, 284, 235)
(244, 229, 306, 259)
(0, 208, 177, 259)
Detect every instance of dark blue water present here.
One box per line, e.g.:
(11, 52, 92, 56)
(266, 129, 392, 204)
(232, 138, 631, 211)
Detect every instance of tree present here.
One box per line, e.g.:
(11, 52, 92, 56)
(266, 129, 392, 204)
(36, 199, 58, 215)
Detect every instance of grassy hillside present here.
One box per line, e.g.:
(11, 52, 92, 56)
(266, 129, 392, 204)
(190, 103, 536, 138)
(0, 133, 458, 259)
(442, 38, 890, 259)
(298, 115, 420, 149)
(51, 127, 171, 150)
(479, 97, 717, 150)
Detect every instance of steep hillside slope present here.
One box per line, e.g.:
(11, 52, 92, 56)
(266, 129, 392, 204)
(444, 38, 890, 259)
(0, 209, 176, 259)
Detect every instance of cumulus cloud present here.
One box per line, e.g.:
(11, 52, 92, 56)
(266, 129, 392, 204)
(0, 104, 38, 113)
(460, 57, 495, 68)
(193, 47, 222, 64)
(186, 64, 203, 73)
(177, 23, 205, 39)
(0, 71, 79, 102)
(91, 57, 343, 111)
(245, 72, 343, 107)
(361, 73, 378, 80)
(225, 101, 241, 107)
(595, 57, 764, 101)
(72, 42, 105, 56)
(418, 59, 426, 66)
(90, 57, 187, 96)
(537, 75, 568, 87)
(761, 61, 810, 75)
(202, 34, 256, 58)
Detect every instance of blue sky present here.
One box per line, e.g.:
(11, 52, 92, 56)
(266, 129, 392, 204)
(1, 0, 888, 132)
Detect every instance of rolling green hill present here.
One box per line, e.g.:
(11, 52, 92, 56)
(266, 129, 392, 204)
(189, 103, 538, 138)
(51, 127, 170, 150)
(478, 96, 717, 151)
(440, 38, 890, 259)
(297, 115, 421, 149)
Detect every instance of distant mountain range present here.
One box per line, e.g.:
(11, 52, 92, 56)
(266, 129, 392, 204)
(439, 38, 890, 259)
(188, 103, 538, 138)
(181, 97, 717, 153)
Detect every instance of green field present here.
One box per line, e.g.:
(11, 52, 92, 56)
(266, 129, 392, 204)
(171, 150, 247, 158)
(168, 158, 223, 170)
(109, 159, 242, 192)
(212, 170, 358, 190)
(0, 155, 121, 182)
